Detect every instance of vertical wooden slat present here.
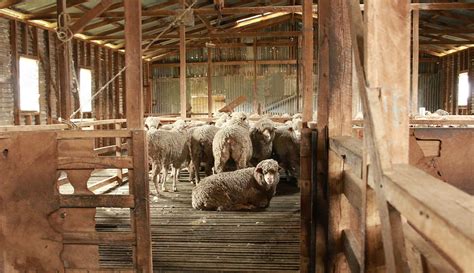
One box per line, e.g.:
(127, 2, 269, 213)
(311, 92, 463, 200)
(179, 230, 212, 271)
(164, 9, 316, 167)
(32, 26, 38, 57)
(179, 0, 187, 118)
(412, 9, 419, 114)
(316, 0, 329, 272)
(207, 48, 212, 117)
(10, 20, 20, 125)
(253, 39, 258, 113)
(114, 51, 121, 118)
(45, 29, 53, 123)
(57, 0, 72, 119)
(300, 1, 314, 273)
(130, 130, 152, 272)
(327, 1, 353, 272)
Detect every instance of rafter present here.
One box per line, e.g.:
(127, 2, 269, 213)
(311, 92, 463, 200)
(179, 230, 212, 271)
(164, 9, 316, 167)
(0, 0, 25, 9)
(69, 0, 113, 34)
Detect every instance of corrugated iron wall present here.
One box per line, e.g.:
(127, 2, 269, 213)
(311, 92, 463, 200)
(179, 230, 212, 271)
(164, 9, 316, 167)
(418, 61, 442, 112)
(151, 22, 317, 116)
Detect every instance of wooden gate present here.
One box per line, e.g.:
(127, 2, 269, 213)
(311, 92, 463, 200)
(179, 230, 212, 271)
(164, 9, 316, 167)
(0, 129, 152, 272)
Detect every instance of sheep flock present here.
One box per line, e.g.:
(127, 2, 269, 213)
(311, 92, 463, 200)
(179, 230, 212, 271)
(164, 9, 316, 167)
(145, 112, 303, 211)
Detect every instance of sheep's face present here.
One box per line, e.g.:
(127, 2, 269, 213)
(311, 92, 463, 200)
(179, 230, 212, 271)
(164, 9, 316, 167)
(261, 127, 274, 142)
(255, 159, 280, 187)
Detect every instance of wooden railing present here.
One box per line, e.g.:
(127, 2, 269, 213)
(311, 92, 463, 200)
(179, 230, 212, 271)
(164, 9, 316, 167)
(329, 136, 473, 272)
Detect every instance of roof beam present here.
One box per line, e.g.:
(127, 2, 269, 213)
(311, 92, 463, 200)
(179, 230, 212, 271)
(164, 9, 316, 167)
(69, 0, 113, 34)
(0, 0, 24, 9)
(88, 30, 302, 41)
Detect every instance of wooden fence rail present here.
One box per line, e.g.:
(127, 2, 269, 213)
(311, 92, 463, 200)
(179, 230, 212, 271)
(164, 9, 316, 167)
(329, 136, 474, 272)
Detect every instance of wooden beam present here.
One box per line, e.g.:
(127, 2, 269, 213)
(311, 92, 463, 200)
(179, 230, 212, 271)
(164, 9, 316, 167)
(412, 9, 420, 114)
(179, 0, 186, 118)
(0, 0, 23, 9)
(207, 48, 212, 117)
(57, 0, 72, 120)
(10, 20, 20, 125)
(218, 96, 247, 113)
(152, 59, 298, 67)
(412, 3, 474, 11)
(253, 39, 258, 113)
(315, 0, 330, 272)
(300, 0, 314, 272)
(124, 0, 143, 129)
(349, 0, 411, 272)
(88, 31, 302, 41)
(69, 0, 114, 34)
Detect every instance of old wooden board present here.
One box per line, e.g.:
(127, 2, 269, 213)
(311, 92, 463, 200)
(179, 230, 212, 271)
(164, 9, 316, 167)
(95, 171, 300, 272)
(0, 132, 64, 272)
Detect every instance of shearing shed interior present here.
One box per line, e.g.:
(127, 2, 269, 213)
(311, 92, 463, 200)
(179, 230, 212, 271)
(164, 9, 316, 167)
(0, 0, 473, 272)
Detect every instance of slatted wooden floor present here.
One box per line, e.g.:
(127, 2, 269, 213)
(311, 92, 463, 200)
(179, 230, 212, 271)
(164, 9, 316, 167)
(63, 170, 301, 272)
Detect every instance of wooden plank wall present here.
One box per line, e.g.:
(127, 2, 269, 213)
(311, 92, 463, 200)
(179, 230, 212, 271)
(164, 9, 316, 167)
(0, 17, 149, 126)
(439, 48, 473, 114)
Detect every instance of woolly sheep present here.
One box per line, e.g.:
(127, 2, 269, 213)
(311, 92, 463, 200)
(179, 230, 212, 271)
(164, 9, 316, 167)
(272, 125, 300, 183)
(190, 125, 219, 184)
(147, 126, 191, 193)
(191, 159, 280, 211)
(212, 112, 253, 173)
(145, 116, 161, 130)
(250, 118, 276, 166)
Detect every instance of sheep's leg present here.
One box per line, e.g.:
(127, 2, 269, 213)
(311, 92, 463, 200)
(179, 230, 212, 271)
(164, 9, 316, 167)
(235, 151, 248, 170)
(161, 166, 168, 192)
(172, 167, 178, 192)
(151, 162, 160, 195)
(193, 157, 201, 184)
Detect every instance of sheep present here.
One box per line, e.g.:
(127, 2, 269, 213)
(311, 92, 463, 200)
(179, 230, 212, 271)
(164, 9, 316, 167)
(250, 118, 276, 166)
(190, 124, 219, 184)
(191, 159, 280, 211)
(212, 112, 253, 173)
(214, 112, 230, 127)
(147, 125, 191, 193)
(272, 125, 300, 183)
(144, 116, 161, 130)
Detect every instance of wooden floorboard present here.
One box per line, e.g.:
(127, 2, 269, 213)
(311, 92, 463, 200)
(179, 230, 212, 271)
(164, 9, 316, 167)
(73, 170, 300, 272)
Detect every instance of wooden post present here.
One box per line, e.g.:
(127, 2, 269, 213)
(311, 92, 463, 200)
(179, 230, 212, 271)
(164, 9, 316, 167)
(296, 37, 301, 113)
(57, 0, 72, 119)
(300, 0, 314, 273)
(207, 48, 213, 117)
(179, 0, 187, 118)
(124, 0, 143, 129)
(10, 20, 20, 125)
(114, 51, 121, 118)
(253, 39, 258, 113)
(412, 9, 420, 114)
(144, 61, 152, 115)
(316, 0, 329, 272)
(327, 0, 353, 272)
(363, 0, 411, 272)
(124, 2, 151, 273)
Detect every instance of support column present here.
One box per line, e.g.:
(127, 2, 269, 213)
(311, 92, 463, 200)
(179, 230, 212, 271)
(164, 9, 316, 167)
(179, 0, 187, 118)
(207, 48, 213, 117)
(412, 9, 420, 114)
(253, 39, 258, 113)
(327, 0, 353, 272)
(300, 0, 314, 272)
(57, 0, 72, 119)
(365, 0, 411, 164)
(316, 0, 329, 272)
(124, 0, 143, 129)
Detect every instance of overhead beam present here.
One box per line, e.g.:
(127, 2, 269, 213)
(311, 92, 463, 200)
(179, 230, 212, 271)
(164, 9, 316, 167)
(88, 31, 302, 41)
(69, 0, 113, 34)
(0, 0, 24, 9)
(179, 0, 186, 118)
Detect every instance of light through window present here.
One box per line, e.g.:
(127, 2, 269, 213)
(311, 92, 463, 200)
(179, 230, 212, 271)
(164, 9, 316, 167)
(79, 68, 92, 112)
(19, 57, 40, 111)
(458, 72, 469, 106)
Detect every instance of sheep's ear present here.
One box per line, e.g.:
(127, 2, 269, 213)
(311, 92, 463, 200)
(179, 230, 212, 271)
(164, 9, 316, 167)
(256, 167, 263, 174)
(278, 166, 283, 172)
